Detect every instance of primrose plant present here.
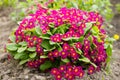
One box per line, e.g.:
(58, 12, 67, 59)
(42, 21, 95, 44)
(6, 7, 113, 80)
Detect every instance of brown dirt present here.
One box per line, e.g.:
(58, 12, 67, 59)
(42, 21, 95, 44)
(0, 0, 120, 80)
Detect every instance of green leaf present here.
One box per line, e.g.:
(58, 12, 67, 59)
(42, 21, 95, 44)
(9, 35, 16, 42)
(40, 36, 50, 39)
(27, 47, 36, 52)
(79, 57, 90, 63)
(79, 57, 97, 68)
(78, 36, 84, 42)
(20, 53, 29, 60)
(90, 62, 97, 68)
(41, 40, 52, 50)
(35, 26, 42, 35)
(88, 36, 93, 44)
(14, 52, 24, 59)
(76, 49, 82, 55)
(63, 36, 84, 43)
(52, 28, 57, 34)
(17, 46, 27, 53)
(62, 37, 79, 41)
(40, 34, 50, 39)
(105, 37, 115, 43)
(40, 55, 48, 58)
(106, 45, 112, 57)
(29, 52, 37, 58)
(61, 58, 70, 63)
(91, 26, 99, 34)
(94, 35, 102, 42)
(104, 43, 109, 49)
(40, 61, 52, 71)
(44, 46, 56, 52)
(19, 59, 29, 65)
(84, 22, 93, 35)
(52, 24, 70, 34)
(47, 30, 53, 35)
(6, 43, 18, 51)
(49, 41, 56, 45)
(18, 41, 27, 46)
(49, 23, 54, 28)
(57, 43, 62, 51)
(91, 5, 98, 11)
(71, 1, 78, 9)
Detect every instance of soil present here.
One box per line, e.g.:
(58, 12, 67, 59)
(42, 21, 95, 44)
(0, 0, 120, 80)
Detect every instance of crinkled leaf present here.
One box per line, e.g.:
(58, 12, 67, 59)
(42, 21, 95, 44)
(17, 46, 27, 53)
(105, 37, 115, 44)
(19, 59, 29, 65)
(47, 30, 53, 35)
(97, 37, 102, 42)
(76, 49, 82, 55)
(40, 55, 48, 58)
(95, 35, 102, 42)
(49, 23, 54, 28)
(79, 57, 90, 63)
(79, 57, 97, 68)
(44, 46, 56, 52)
(29, 52, 37, 58)
(57, 43, 62, 51)
(62, 37, 79, 41)
(91, 26, 99, 34)
(106, 45, 112, 57)
(49, 41, 56, 45)
(78, 36, 84, 42)
(6, 43, 18, 51)
(52, 28, 57, 34)
(53, 24, 70, 34)
(90, 62, 97, 68)
(41, 40, 53, 50)
(88, 36, 93, 44)
(27, 47, 36, 52)
(20, 53, 29, 60)
(14, 52, 25, 59)
(61, 58, 70, 63)
(35, 26, 42, 35)
(18, 41, 27, 46)
(84, 22, 93, 35)
(9, 35, 16, 42)
(40, 36, 50, 39)
(104, 43, 109, 49)
(40, 34, 50, 39)
(40, 61, 52, 71)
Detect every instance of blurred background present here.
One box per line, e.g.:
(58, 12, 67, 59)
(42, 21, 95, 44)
(0, 0, 120, 80)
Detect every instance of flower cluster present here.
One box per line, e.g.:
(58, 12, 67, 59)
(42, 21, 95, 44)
(6, 7, 112, 80)
(51, 65, 84, 80)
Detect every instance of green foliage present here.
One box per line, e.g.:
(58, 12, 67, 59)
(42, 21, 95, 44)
(0, 0, 18, 9)
(11, 0, 41, 21)
(27, 47, 36, 52)
(6, 43, 18, 51)
(84, 22, 93, 35)
(19, 59, 29, 65)
(41, 40, 53, 50)
(39, 60, 52, 71)
(116, 3, 120, 13)
(79, 57, 97, 68)
(29, 52, 37, 58)
(17, 46, 27, 53)
(61, 58, 70, 63)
